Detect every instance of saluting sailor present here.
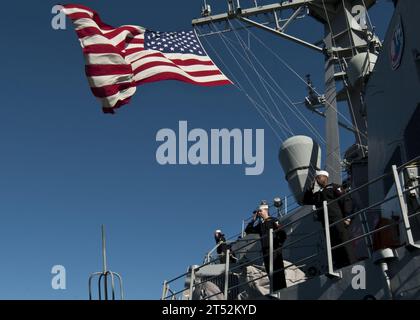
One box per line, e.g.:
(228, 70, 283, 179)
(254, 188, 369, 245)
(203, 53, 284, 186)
(303, 170, 356, 269)
(245, 202, 287, 291)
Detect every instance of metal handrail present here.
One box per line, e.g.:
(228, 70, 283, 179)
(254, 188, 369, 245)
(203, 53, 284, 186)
(220, 157, 420, 299)
(164, 203, 405, 300)
(203, 252, 319, 300)
(330, 194, 398, 227)
(205, 207, 420, 300)
(162, 156, 420, 300)
(323, 161, 420, 274)
(228, 229, 321, 275)
(225, 252, 319, 295)
(234, 210, 319, 255)
(205, 242, 224, 264)
(164, 226, 321, 300)
(332, 209, 420, 251)
(330, 183, 420, 228)
(322, 155, 420, 213)
(165, 249, 227, 286)
(164, 212, 324, 298)
(163, 282, 192, 300)
(204, 233, 243, 263)
(207, 155, 420, 275)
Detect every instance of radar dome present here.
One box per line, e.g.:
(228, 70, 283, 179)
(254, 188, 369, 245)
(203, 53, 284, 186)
(279, 136, 321, 205)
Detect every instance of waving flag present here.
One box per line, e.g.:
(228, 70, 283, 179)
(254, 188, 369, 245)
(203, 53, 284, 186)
(61, 4, 232, 113)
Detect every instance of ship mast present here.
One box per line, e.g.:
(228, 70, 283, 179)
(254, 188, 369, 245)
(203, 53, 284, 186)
(193, 0, 380, 184)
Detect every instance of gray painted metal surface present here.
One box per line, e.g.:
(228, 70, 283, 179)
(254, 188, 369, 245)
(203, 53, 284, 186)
(365, 0, 420, 203)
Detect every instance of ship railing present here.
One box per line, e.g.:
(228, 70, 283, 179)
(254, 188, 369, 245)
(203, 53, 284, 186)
(162, 223, 321, 299)
(321, 155, 420, 276)
(204, 197, 302, 264)
(204, 242, 223, 264)
(203, 230, 246, 264)
(161, 155, 420, 300)
(162, 212, 323, 300)
(238, 195, 302, 238)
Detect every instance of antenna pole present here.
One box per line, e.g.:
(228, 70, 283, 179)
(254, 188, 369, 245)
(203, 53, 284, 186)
(324, 33, 342, 184)
(89, 225, 124, 300)
(102, 224, 107, 273)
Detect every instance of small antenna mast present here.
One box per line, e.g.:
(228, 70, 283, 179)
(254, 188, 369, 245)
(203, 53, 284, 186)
(102, 224, 107, 273)
(88, 225, 125, 300)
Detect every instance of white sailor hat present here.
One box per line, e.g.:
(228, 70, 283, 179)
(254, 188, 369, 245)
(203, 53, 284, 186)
(259, 204, 269, 211)
(315, 170, 329, 178)
(215, 229, 222, 234)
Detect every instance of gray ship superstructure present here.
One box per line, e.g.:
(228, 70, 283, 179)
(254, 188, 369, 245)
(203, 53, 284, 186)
(161, 0, 420, 300)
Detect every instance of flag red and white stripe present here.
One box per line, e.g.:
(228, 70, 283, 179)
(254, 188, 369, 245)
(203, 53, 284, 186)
(61, 4, 232, 113)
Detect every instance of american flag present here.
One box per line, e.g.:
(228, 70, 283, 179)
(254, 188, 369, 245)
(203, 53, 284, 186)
(62, 4, 232, 114)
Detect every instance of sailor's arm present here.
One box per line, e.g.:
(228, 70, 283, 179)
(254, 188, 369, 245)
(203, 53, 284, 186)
(216, 236, 227, 254)
(302, 181, 316, 205)
(245, 212, 261, 234)
(245, 221, 260, 234)
(333, 184, 353, 225)
(272, 218, 287, 245)
(302, 181, 323, 221)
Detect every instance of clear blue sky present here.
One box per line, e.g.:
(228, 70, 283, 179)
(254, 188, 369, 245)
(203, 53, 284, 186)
(0, 0, 394, 299)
